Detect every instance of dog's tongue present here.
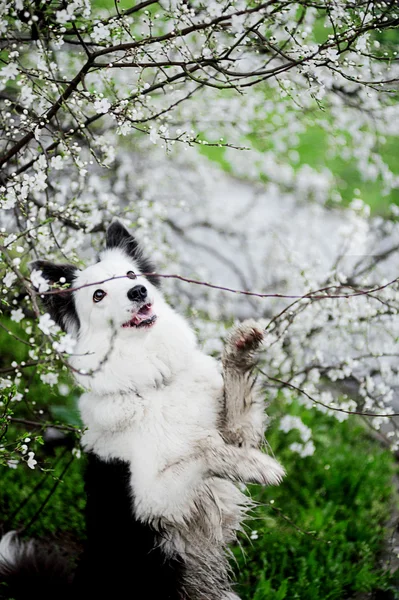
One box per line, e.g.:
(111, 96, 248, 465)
(131, 304, 154, 325)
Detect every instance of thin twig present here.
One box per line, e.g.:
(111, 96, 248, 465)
(35, 271, 399, 302)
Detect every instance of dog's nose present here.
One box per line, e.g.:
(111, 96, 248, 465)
(127, 285, 148, 302)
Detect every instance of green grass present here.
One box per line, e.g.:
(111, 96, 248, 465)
(0, 446, 86, 540)
(0, 318, 85, 540)
(233, 403, 398, 599)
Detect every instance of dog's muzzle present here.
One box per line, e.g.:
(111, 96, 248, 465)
(123, 285, 157, 328)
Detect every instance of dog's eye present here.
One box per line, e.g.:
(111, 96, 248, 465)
(127, 271, 137, 280)
(93, 289, 106, 303)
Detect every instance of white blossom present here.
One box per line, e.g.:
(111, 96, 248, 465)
(0, 63, 18, 83)
(279, 416, 312, 443)
(91, 24, 111, 43)
(94, 98, 111, 114)
(149, 127, 160, 145)
(27, 451, 37, 469)
(40, 372, 59, 386)
(72, 448, 82, 459)
(55, 10, 71, 24)
(30, 270, 50, 293)
(3, 272, 17, 287)
(117, 121, 133, 136)
(38, 313, 59, 336)
(0, 379, 12, 390)
(1, 188, 17, 210)
(289, 441, 316, 458)
(53, 334, 76, 354)
(20, 85, 35, 107)
(50, 155, 64, 170)
(58, 384, 70, 396)
(10, 308, 24, 323)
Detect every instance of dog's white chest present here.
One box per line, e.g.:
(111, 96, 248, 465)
(79, 351, 222, 465)
(78, 337, 225, 524)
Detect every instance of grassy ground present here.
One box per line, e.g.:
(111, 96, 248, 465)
(0, 446, 86, 540)
(0, 318, 85, 539)
(234, 404, 399, 599)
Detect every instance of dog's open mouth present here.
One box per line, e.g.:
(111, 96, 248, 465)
(122, 303, 157, 328)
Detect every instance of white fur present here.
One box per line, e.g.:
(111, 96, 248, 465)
(0, 531, 35, 568)
(0, 531, 18, 564)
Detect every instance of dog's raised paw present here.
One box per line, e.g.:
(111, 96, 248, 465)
(231, 320, 264, 352)
(224, 320, 264, 367)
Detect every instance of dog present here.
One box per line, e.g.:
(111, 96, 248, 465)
(0, 221, 284, 600)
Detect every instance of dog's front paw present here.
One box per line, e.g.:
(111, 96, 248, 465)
(224, 320, 264, 368)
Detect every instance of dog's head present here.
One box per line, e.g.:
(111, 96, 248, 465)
(31, 221, 163, 338)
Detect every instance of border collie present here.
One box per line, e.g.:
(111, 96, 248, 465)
(0, 221, 284, 600)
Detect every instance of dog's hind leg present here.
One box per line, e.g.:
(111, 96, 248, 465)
(221, 319, 266, 448)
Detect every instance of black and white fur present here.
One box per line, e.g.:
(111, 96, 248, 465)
(0, 222, 284, 600)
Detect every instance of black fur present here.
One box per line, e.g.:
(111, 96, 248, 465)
(30, 261, 79, 333)
(0, 539, 73, 600)
(74, 453, 183, 599)
(106, 221, 161, 289)
(0, 455, 183, 600)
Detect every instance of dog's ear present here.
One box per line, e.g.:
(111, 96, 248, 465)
(30, 260, 80, 334)
(106, 220, 138, 254)
(106, 221, 161, 288)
